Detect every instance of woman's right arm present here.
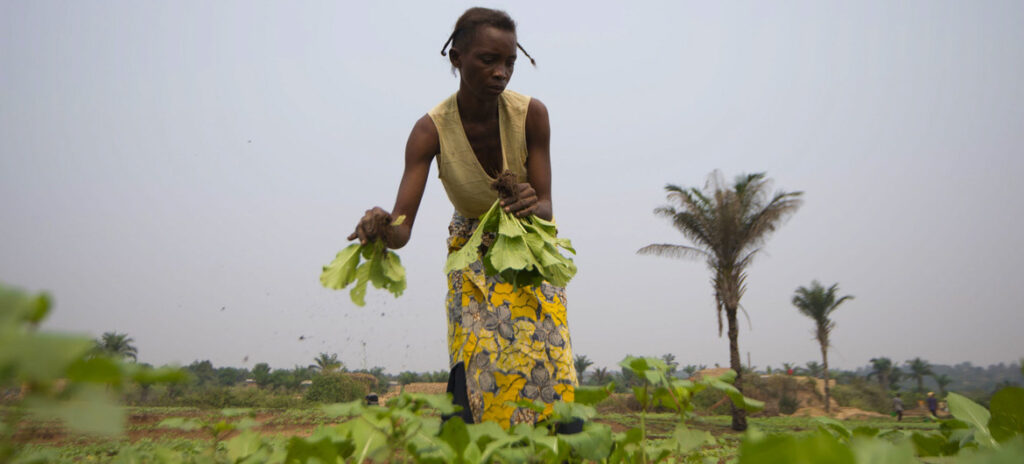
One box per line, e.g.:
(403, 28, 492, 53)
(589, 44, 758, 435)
(347, 115, 439, 249)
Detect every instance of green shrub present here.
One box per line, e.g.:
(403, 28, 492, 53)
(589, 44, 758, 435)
(778, 395, 799, 414)
(305, 373, 366, 403)
(692, 387, 732, 415)
(830, 382, 890, 413)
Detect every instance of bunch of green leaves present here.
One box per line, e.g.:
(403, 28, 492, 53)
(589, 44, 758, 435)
(320, 217, 406, 307)
(445, 200, 577, 288)
(608, 356, 762, 463)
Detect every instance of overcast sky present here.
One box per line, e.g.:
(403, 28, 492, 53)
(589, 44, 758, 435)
(2, 1, 1022, 374)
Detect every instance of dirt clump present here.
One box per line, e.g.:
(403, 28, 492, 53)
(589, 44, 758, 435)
(491, 170, 519, 203)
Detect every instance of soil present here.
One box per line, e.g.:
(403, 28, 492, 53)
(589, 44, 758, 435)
(492, 170, 519, 203)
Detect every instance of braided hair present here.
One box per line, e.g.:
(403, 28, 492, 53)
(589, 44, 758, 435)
(440, 7, 536, 71)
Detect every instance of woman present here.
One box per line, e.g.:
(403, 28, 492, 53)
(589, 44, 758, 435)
(348, 7, 578, 430)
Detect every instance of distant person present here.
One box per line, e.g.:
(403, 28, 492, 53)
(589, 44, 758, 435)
(927, 392, 939, 417)
(893, 393, 904, 421)
(348, 7, 580, 432)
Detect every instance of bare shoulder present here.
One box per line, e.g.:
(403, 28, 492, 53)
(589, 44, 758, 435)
(406, 114, 440, 159)
(525, 97, 550, 140)
(526, 98, 549, 123)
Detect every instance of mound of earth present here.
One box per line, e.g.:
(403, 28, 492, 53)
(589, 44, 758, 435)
(380, 382, 446, 406)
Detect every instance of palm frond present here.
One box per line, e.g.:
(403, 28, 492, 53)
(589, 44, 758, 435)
(636, 244, 709, 260)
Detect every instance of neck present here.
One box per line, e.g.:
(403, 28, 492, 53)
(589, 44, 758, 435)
(456, 87, 499, 122)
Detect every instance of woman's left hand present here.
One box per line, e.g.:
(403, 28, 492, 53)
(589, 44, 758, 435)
(500, 182, 539, 218)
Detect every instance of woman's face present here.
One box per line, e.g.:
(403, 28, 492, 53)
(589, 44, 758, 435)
(452, 26, 517, 98)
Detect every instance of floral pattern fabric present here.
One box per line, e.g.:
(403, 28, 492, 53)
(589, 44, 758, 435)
(446, 212, 577, 429)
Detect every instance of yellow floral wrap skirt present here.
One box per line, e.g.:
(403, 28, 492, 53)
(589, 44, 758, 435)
(446, 212, 577, 429)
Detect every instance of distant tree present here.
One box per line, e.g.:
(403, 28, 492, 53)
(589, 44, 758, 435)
(638, 172, 802, 431)
(574, 355, 594, 384)
(311, 353, 343, 373)
(782, 362, 797, 375)
(95, 332, 138, 361)
(934, 374, 953, 396)
(398, 371, 419, 385)
(269, 369, 299, 390)
(661, 354, 679, 376)
(186, 360, 216, 386)
(682, 365, 700, 378)
(590, 367, 612, 385)
(215, 366, 249, 386)
(252, 363, 272, 388)
(804, 361, 823, 378)
(792, 280, 854, 413)
(291, 365, 315, 383)
(906, 358, 934, 393)
(867, 357, 899, 391)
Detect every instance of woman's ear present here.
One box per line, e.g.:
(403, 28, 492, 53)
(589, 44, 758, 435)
(448, 48, 461, 69)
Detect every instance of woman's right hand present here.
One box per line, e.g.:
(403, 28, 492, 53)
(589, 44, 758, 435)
(347, 207, 394, 246)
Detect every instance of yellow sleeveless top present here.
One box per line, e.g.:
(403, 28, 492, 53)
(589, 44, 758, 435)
(428, 90, 531, 218)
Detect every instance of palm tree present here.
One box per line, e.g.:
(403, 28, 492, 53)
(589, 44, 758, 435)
(639, 172, 802, 431)
(804, 361, 823, 378)
(661, 353, 679, 376)
(590, 367, 612, 385)
(867, 357, 897, 391)
(782, 362, 797, 375)
(906, 358, 934, 393)
(934, 374, 953, 396)
(682, 364, 701, 378)
(311, 353, 343, 373)
(792, 281, 854, 413)
(574, 354, 594, 384)
(95, 332, 138, 361)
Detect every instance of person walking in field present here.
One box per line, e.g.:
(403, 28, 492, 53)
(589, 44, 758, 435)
(348, 7, 580, 431)
(927, 391, 939, 417)
(893, 393, 904, 421)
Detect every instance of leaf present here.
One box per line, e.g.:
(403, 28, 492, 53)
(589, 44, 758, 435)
(382, 251, 405, 282)
(349, 263, 371, 307)
(910, 431, 947, 457)
(671, 424, 714, 454)
(438, 417, 470, 460)
(850, 436, 918, 464)
(989, 386, 1024, 443)
(226, 429, 265, 461)
(66, 356, 125, 386)
(737, 430, 856, 464)
(446, 203, 501, 273)
(322, 400, 366, 417)
(551, 401, 597, 422)
(0, 332, 94, 383)
(320, 243, 362, 289)
(497, 209, 525, 237)
(814, 416, 852, 441)
(158, 417, 201, 431)
(947, 392, 997, 448)
(130, 365, 188, 385)
(487, 235, 535, 272)
(557, 422, 612, 461)
(574, 383, 614, 406)
(26, 384, 124, 436)
(0, 284, 51, 325)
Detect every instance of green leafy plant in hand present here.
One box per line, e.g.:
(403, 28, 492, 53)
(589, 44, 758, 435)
(445, 172, 577, 288)
(321, 216, 407, 306)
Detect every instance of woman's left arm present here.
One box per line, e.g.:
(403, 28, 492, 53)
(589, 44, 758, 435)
(502, 98, 553, 220)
